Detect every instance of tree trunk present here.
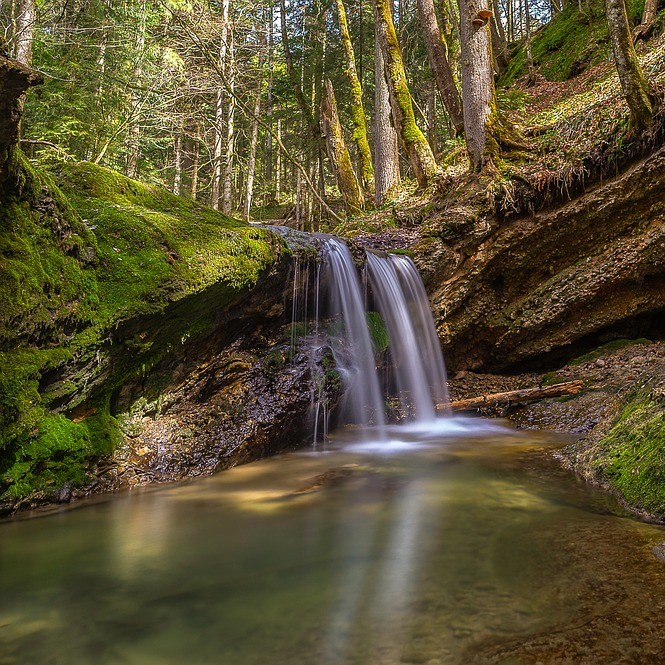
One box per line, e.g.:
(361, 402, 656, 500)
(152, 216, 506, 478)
(605, 0, 654, 131)
(524, 0, 536, 84)
(333, 0, 375, 191)
(126, 0, 146, 179)
(374, 0, 437, 188)
(275, 118, 282, 201)
(460, 0, 524, 171)
(14, 0, 35, 66)
(211, 0, 230, 210)
(634, 0, 658, 40)
(321, 79, 365, 213)
(373, 28, 400, 206)
(191, 123, 199, 201)
(0, 54, 42, 189)
(222, 49, 235, 215)
(243, 58, 263, 222)
(415, 0, 465, 135)
(173, 126, 182, 196)
(490, 0, 509, 74)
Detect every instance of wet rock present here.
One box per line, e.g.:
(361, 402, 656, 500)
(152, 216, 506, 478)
(652, 543, 665, 562)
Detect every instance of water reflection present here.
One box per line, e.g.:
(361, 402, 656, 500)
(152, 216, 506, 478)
(1, 423, 664, 665)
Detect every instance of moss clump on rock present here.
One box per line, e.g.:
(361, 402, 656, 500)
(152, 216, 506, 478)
(594, 386, 665, 517)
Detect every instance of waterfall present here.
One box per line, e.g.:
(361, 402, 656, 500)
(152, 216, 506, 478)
(366, 253, 449, 421)
(312, 238, 448, 435)
(321, 238, 386, 435)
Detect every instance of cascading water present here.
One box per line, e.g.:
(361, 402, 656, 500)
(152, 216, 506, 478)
(291, 235, 449, 443)
(372, 253, 450, 415)
(321, 238, 386, 435)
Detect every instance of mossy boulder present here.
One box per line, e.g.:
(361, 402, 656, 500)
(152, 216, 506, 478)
(1, 156, 285, 508)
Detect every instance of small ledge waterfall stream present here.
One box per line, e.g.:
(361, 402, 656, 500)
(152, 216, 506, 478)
(303, 237, 450, 443)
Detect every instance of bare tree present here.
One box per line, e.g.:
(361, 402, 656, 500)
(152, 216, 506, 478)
(415, 0, 465, 135)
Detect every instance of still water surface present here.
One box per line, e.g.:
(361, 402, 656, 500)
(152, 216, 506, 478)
(1, 419, 665, 664)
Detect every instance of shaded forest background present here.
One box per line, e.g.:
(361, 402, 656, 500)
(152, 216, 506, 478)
(2, 0, 661, 227)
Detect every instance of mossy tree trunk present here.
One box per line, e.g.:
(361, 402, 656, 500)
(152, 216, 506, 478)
(373, 26, 401, 206)
(605, 0, 655, 131)
(374, 0, 437, 188)
(415, 0, 465, 136)
(0, 54, 42, 191)
(321, 79, 365, 213)
(333, 0, 375, 192)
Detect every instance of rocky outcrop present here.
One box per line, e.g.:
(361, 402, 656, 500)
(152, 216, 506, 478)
(415, 145, 665, 372)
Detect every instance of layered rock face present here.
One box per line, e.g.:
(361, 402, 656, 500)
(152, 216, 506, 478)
(415, 146, 665, 372)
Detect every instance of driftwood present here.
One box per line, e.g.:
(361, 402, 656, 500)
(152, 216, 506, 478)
(439, 379, 584, 413)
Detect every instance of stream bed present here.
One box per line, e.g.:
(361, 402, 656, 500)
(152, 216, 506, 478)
(1, 419, 664, 664)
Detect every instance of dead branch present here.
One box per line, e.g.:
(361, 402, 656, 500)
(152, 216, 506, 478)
(439, 379, 584, 412)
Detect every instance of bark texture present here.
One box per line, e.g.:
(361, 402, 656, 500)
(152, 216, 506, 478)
(373, 30, 400, 206)
(415, 145, 665, 372)
(321, 79, 365, 212)
(334, 0, 375, 191)
(415, 0, 465, 135)
(460, 0, 500, 171)
(374, 0, 437, 187)
(606, 0, 654, 131)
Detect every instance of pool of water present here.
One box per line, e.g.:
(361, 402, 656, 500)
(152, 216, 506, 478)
(1, 419, 664, 664)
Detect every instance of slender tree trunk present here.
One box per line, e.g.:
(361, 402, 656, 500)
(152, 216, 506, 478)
(173, 125, 182, 195)
(460, 0, 524, 171)
(490, 1, 509, 74)
(524, 0, 535, 84)
(321, 79, 365, 213)
(14, 0, 35, 65)
(126, 0, 146, 179)
(266, 7, 274, 202)
(222, 39, 235, 215)
(191, 122, 199, 201)
(275, 118, 282, 201)
(211, 0, 230, 209)
(243, 57, 263, 222)
(374, 0, 437, 187)
(416, 0, 464, 135)
(606, 0, 654, 130)
(373, 27, 400, 205)
(333, 0, 375, 190)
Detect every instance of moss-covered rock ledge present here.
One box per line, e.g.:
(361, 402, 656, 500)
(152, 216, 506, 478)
(0, 157, 316, 513)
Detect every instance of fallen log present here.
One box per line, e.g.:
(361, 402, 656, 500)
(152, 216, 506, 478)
(439, 379, 584, 413)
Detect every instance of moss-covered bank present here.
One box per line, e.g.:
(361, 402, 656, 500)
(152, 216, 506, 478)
(0, 156, 283, 507)
(593, 377, 665, 518)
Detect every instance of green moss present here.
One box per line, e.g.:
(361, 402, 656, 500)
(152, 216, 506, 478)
(541, 371, 566, 386)
(595, 392, 665, 515)
(500, 0, 645, 85)
(1, 156, 283, 501)
(570, 338, 651, 365)
(366, 311, 390, 354)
